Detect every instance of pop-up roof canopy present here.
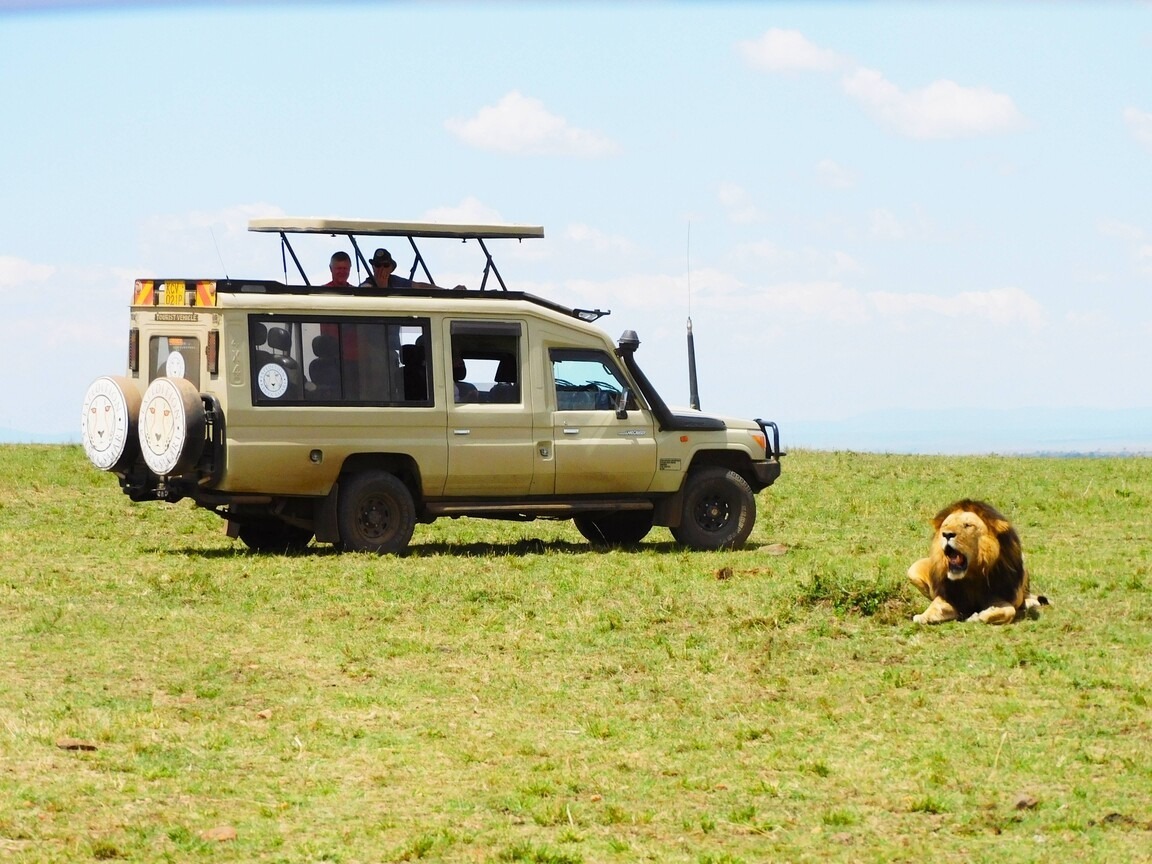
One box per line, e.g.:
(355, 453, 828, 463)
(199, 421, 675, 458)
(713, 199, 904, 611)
(249, 217, 544, 241)
(249, 217, 544, 290)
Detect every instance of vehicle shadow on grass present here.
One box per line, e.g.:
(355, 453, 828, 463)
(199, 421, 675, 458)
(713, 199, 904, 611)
(152, 538, 722, 558)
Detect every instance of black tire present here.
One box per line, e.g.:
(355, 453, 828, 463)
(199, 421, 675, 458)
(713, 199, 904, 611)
(237, 519, 314, 554)
(670, 467, 756, 550)
(337, 471, 416, 554)
(81, 375, 142, 472)
(138, 376, 206, 476)
(574, 510, 654, 548)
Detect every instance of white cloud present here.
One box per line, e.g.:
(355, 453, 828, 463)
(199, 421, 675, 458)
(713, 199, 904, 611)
(738, 28, 846, 72)
(423, 197, 507, 225)
(728, 279, 1046, 329)
(718, 182, 760, 223)
(565, 223, 635, 255)
(445, 91, 618, 157)
(830, 251, 863, 276)
(1137, 244, 1152, 276)
(869, 208, 906, 240)
(1097, 219, 1152, 278)
(0, 255, 55, 290)
(733, 239, 784, 262)
(139, 203, 287, 277)
(761, 280, 868, 321)
(842, 67, 1025, 139)
(144, 203, 284, 236)
(815, 158, 856, 189)
(1098, 218, 1144, 242)
(869, 286, 1045, 327)
(1124, 107, 1152, 151)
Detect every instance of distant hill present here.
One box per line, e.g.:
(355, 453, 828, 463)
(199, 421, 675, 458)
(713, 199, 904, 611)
(783, 406, 1152, 456)
(6, 407, 1151, 455)
(0, 428, 75, 445)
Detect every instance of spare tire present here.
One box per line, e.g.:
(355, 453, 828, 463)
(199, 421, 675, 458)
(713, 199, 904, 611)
(138, 376, 206, 476)
(80, 376, 142, 471)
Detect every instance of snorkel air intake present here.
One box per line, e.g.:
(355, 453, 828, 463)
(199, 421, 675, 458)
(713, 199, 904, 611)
(615, 330, 723, 432)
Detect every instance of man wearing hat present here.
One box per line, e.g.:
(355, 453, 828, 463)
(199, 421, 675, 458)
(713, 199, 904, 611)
(361, 248, 464, 292)
(361, 248, 413, 291)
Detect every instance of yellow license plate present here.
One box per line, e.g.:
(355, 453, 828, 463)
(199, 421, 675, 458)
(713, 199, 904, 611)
(163, 281, 187, 306)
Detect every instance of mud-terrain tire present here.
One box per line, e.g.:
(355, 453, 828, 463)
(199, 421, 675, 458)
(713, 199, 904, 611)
(670, 467, 756, 550)
(337, 471, 416, 554)
(574, 510, 654, 548)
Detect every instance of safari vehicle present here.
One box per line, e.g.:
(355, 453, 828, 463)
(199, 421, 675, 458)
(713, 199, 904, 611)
(80, 217, 782, 554)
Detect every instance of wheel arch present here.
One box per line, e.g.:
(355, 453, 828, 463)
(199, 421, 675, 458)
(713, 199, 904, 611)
(338, 452, 423, 494)
(687, 449, 760, 491)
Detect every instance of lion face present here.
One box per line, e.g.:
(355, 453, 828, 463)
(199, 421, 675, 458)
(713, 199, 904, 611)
(938, 510, 997, 580)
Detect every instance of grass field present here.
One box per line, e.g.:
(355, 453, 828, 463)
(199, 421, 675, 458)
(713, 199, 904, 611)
(2, 445, 1150, 863)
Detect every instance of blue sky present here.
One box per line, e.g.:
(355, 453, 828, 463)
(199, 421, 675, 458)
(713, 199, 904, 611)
(2, 1, 1151, 451)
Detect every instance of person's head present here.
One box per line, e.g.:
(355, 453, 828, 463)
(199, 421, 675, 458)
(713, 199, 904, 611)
(328, 251, 352, 285)
(369, 248, 397, 281)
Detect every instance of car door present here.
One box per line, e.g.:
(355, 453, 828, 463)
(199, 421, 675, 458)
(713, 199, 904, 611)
(549, 348, 657, 494)
(441, 320, 545, 497)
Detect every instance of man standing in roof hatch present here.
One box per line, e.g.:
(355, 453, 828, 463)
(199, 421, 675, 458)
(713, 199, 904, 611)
(361, 248, 465, 292)
(323, 251, 353, 288)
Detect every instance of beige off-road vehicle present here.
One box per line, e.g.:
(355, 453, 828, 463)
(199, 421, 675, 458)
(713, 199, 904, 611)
(80, 218, 782, 553)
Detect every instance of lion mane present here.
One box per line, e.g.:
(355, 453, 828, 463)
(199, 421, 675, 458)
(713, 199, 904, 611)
(907, 499, 1047, 625)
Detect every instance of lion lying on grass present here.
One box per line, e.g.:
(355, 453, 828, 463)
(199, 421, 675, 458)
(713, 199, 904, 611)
(908, 499, 1048, 624)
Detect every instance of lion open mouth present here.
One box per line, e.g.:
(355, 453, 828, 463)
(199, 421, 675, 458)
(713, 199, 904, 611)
(945, 546, 968, 576)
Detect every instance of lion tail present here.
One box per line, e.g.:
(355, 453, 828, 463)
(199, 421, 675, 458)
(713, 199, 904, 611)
(1022, 593, 1050, 616)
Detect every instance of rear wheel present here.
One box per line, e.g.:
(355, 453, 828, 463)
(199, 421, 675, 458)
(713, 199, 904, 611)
(237, 519, 314, 554)
(670, 467, 756, 550)
(574, 510, 654, 548)
(337, 471, 416, 554)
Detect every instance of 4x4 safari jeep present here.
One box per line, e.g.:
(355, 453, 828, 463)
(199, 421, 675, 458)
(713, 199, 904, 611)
(80, 218, 782, 554)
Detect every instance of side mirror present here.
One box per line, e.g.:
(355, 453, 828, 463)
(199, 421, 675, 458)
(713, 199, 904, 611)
(615, 388, 631, 420)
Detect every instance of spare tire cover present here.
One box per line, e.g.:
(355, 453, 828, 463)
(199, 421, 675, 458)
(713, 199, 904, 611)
(138, 376, 206, 476)
(80, 376, 142, 471)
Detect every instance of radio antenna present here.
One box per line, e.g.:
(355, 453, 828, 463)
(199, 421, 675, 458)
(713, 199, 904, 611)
(686, 221, 701, 410)
(210, 227, 230, 280)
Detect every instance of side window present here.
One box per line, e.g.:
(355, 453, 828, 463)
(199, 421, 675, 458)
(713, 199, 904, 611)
(251, 320, 304, 401)
(449, 321, 522, 405)
(550, 349, 636, 411)
(250, 317, 428, 406)
(149, 336, 201, 388)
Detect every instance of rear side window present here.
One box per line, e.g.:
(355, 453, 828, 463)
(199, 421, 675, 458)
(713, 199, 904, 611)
(449, 320, 523, 404)
(250, 316, 429, 406)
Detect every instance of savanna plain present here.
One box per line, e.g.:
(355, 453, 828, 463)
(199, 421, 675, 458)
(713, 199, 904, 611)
(1, 445, 1150, 863)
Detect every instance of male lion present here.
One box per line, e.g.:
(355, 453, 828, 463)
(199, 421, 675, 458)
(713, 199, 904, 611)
(907, 499, 1048, 625)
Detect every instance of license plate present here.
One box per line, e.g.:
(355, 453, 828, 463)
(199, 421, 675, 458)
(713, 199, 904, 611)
(163, 281, 187, 306)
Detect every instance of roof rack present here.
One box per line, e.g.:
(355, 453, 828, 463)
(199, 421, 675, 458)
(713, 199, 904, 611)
(249, 217, 544, 291)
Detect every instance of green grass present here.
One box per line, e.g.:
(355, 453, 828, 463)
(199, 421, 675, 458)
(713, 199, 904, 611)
(2, 444, 1151, 862)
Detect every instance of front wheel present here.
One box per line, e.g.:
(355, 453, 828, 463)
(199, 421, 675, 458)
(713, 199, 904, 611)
(670, 467, 756, 550)
(337, 471, 416, 554)
(574, 510, 654, 548)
